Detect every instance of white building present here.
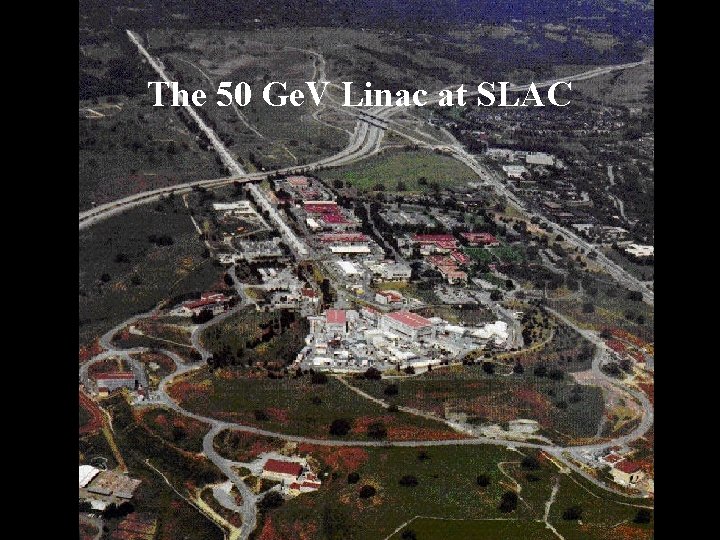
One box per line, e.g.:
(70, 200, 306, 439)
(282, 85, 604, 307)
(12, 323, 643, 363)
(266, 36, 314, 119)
(502, 164, 528, 179)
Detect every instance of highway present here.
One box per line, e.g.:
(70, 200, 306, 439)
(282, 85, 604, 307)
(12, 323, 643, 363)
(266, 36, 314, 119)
(78, 38, 653, 534)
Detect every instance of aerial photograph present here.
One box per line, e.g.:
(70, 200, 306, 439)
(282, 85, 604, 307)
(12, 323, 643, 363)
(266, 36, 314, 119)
(79, 1, 654, 538)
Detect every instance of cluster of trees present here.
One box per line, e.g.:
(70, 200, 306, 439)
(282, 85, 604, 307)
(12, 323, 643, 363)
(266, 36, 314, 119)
(147, 234, 174, 246)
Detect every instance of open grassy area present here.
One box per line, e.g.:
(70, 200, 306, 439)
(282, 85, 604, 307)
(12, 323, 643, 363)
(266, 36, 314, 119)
(319, 149, 479, 193)
(136, 406, 211, 453)
(102, 395, 226, 540)
(256, 444, 652, 540)
(352, 368, 604, 443)
(390, 518, 557, 539)
(169, 367, 461, 441)
(79, 202, 224, 346)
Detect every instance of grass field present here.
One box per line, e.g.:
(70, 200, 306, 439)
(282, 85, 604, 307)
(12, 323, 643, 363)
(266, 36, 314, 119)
(352, 367, 604, 442)
(79, 202, 224, 346)
(319, 149, 479, 193)
(390, 518, 557, 539)
(169, 368, 461, 441)
(256, 444, 652, 540)
(79, 404, 92, 428)
(136, 406, 211, 454)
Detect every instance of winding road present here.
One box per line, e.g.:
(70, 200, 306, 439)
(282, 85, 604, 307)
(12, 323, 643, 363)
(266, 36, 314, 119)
(79, 33, 653, 538)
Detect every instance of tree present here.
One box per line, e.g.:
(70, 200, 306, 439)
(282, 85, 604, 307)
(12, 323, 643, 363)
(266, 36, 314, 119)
(254, 409, 269, 421)
(311, 371, 328, 384)
(398, 475, 418, 487)
(417, 450, 430, 461)
(100, 272, 111, 283)
(626, 290, 643, 302)
(359, 484, 376, 498)
(329, 418, 351, 436)
(521, 456, 541, 471)
(482, 361, 495, 375)
(333, 179, 344, 188)
(476, 474, 490, 487)
(401, 529, 417, 540)
(384, 383, 399, 396)
(367, 421, 387, 439)
(490, 290, 503, 301)
(404, 366, 415, 375)
(582, 302, 595, 313)
(562, 505, 583, 520)
(634, 509, 652, 524)
(513, 362, 524, 374)
(498, 491, 518, 513)
(347, 472, 360, 484)
(364, 367, 382, 380)
(258, 491, 284, 512)
(533, 364, 548, 377)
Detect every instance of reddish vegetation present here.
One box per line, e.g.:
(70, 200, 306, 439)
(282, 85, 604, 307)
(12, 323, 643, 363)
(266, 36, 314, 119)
(168, 379, 212, 402)
(258, 517, 282, 540)
(79, 340, 103, 364)
(79, 392, 103, 435)
(266, 407, 290, 423)
(606, 339, 627, 353)
(350, 415, 461, 441)
(610, 328, 651, 350)
(79, 522, 99, 540)
(88, 358, 125, 378)
(638, 383, 654, 405)
(109, 513, 158, 540)
(610, 524, 653, 539)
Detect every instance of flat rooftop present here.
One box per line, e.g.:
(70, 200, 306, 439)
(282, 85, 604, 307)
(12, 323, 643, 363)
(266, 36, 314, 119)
(386, 310, 432, 329)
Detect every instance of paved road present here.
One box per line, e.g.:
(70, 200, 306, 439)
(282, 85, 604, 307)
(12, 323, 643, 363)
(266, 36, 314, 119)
(443, 143, 654, 305)
(79, 40, 653, 534)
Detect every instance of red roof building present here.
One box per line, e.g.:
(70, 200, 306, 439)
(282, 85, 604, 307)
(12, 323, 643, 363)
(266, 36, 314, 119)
(450, 251, 471, 266)
(461, 232, 498, 246)
(615, 460, 642, 474)
(321, 213, 348, 224)
(326, 309, 346, 325)
(304, 201, 338, 213)
(263, 459, 303, 477)
(386, 311, 432, 329)
(413, 234, 456, 243)
(319, 233, 368, 244)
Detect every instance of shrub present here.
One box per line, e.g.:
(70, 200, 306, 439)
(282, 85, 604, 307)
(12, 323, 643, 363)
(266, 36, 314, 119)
(367, 422, 387, 440)
(364, 367, 382, 380)
(498, 491, 518, 513)
(347, 472, 360, 484)
(401, 529, 417, 540)
(634, 509, 652, 524)
(384, 384, 399, 396)
(359, 485, 376, 498)
(329, 418, 351, 436)
(311, 371, 328, 384)
(476, 474, 490, 487)
(398, 475, 418, 487)
(562, 505, 583, 521)
(258, 491, 284, 512)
